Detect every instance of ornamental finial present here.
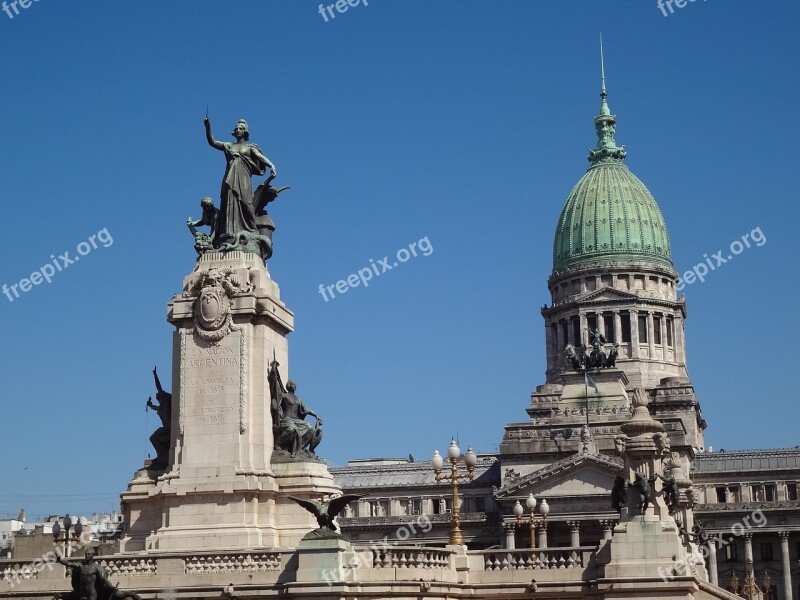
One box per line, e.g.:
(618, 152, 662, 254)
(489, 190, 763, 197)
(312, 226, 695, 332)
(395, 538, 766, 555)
(588, 35, 627, 164)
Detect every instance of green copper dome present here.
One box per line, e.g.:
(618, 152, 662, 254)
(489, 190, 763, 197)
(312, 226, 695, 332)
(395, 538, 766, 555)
(552, 75, 674, 276)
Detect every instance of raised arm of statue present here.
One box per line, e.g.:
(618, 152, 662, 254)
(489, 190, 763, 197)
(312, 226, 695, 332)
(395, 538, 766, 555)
(204, 116, 225, 151)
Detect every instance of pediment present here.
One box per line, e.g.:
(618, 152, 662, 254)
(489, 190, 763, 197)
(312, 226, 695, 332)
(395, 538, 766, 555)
(496, 452, 623, 500)
(578, 287, 639, 303)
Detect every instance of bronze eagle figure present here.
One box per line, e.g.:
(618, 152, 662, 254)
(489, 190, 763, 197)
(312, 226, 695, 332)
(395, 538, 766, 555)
(288, 494, 363, 531)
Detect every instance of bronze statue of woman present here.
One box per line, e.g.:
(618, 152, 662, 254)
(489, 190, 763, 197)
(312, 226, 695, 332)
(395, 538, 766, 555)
(204, 116, 277, 246)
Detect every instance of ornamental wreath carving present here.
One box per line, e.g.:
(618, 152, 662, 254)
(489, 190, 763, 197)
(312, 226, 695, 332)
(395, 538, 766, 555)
(186, 268, 252, 341)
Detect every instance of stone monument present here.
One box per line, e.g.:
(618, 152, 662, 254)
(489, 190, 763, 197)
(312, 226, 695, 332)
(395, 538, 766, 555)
(601, 387, 707, 585)
(120, 116, 339, 553)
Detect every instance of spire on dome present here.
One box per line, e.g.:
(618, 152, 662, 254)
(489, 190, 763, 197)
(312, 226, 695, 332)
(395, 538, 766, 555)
(589, 35, 626, 164)
(599, 33, 610, 117)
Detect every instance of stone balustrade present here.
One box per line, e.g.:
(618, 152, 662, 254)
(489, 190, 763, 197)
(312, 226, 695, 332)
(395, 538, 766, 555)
(97, 557, 157, 577)
(183, 552, 282, 574)
(369, 546, 452, 569)
(1, 561, 41, 583)
(478, 547, 595, 571)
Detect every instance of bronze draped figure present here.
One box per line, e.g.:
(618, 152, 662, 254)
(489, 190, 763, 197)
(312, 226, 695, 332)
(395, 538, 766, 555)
(187, 116, 290, 261)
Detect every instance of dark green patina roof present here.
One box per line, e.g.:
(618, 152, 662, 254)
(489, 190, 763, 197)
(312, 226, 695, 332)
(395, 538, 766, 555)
(552, 67, 674, 276)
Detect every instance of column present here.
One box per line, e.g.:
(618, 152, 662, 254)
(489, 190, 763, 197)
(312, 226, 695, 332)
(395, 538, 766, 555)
(613, 312, 622, 354)
(780, 532, 793, 600)
(630, 310, 640, 359)
(707, 539, 718, 586)
(537, 523, 548, 549)
(647, 311, 655, 358)
(545, 323, 555, 372)
(579, 313, 588, 347)
(568, 521, 581, 547)
(676, 317, 687, 365)
(422, 497, 433, 515)
(597, 312, 605, 338)
(600, 520, 614, 540)
(744, 533, 753, 561)
(504, 523, 516, 550)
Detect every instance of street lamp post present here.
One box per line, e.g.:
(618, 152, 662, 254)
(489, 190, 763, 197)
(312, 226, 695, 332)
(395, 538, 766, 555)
(52, 515, 83, 558)
(431, 439, 477, 546)
(513, 493, 550, 556)
(729, 559, 771, 599)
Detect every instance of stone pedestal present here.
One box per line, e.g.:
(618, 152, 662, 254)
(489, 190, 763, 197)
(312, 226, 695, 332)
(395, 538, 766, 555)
(602, 387, 707, 583)
(295, 538, 360, 584)
(559, 369, 630, 413)
(120, 252, 340, 553)
(604, 516, 685, 578)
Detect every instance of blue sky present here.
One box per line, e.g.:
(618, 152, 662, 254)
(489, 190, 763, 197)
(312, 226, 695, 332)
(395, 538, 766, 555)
(0, 1, 797, 519)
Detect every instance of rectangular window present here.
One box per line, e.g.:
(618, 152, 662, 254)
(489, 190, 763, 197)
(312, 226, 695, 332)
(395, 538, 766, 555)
(433, 500, 442, 515)
(716, 487, 727, 503)
(728, 486, 740, 502)
(638, 315, 648, 343)
(761, 542, 774, 561)
(787, 483, 798, 501)
(621, 314, 631, 343)
(587, 314, 597, 332)
(412, 499, 422, 515)
(604, 314, 615, 343)
(654, 316, 662, 344)
(725, 543, 738, 561)
(752, 485, 764, 501)
(765, 484, 777, 501)
(666, 317, 674, 347)
(561, 320, 568, 348)
(475, 497, 486, 513)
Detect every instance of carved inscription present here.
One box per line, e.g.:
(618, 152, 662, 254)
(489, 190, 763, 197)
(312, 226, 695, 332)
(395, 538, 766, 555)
(182, 334, 241, 432)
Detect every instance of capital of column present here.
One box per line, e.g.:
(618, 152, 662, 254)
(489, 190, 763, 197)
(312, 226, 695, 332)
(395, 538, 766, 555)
(743, 532, 753, 541)
(503, 522, 517, 534)
(779, 531, 790, 541)
(599, 519, 615, 530)
(567, 520, 581, 533)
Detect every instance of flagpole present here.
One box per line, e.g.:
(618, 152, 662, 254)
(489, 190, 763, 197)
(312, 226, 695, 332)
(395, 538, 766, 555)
(584, 366, 590, 427)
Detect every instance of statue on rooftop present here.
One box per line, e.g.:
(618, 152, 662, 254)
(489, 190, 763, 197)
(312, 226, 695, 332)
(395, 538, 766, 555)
(565, 344, 584, 370)
(587, 327, 607, 368)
